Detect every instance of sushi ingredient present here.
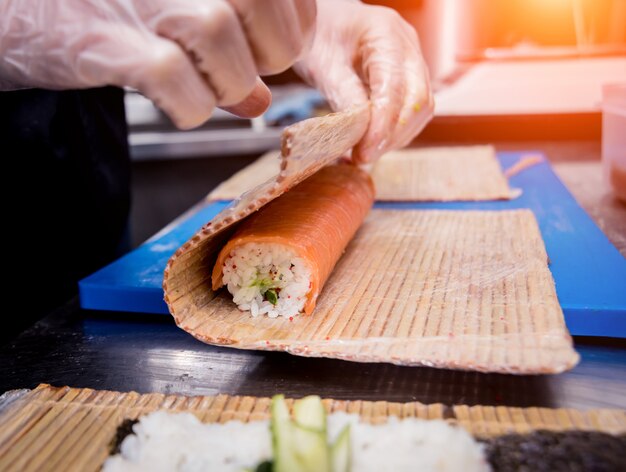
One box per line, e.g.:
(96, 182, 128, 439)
(332, 413, 488, 472)
(104, 396, 488, 472)
(271, 395, 330, 472)
(293, 395, 327, 431)
(484, 430, 626, 471)
(270, 395, 330, 472)
(265, 288, 278, 306)
(103, 411, 272, 472)
(109, 419, 138, 455)
(220, 244, 312, 318)
(330, 425, 351, 472)
(212, 164, 375, 318)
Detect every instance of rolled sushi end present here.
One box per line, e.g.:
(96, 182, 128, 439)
(218, 243, 313, 318)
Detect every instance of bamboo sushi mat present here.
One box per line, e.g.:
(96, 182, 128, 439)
(0, 385, 624, 472)
(207, 146, 513, 201)
(173, 209, 578, 374)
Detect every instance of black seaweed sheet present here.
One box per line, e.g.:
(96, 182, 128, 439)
(483, 430, 626, 472)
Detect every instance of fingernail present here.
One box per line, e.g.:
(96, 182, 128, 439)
(222, 80, 271, 118)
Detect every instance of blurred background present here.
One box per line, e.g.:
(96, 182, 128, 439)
(128, 0, 626, 246)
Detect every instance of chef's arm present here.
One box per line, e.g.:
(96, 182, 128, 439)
(295, 0, 434, 164)
(0, 0, 316, 129)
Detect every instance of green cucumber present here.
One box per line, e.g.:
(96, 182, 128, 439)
(330, 425, 351, 472)
(292, 396, 330, 472)
(292, 423, 330, 472)
(271, 395, 300, 472)
(293, 396, 327, 432)
(271, 395, 331, 472)
(265, 289, 278, 305)
(269, 395, 348, 472)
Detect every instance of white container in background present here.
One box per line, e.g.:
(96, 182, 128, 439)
(602, 83, 626, 203)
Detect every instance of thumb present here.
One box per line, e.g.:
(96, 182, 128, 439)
(221, 78, 272, 118)
(297, 62, 370, 162)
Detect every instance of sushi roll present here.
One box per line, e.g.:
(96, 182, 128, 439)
(105, 396, 490, 472)
(211, 163, 375, 318)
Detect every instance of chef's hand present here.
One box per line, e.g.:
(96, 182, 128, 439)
(294, 0, 434, 164)
(0, 0, 316, 129)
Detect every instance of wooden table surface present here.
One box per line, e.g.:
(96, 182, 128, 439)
(1, 140, 624, 410)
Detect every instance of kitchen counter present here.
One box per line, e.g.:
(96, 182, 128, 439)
(0, 299, 624, 409)
(1, 141, 624, 410)
(553, 161, 626, 257)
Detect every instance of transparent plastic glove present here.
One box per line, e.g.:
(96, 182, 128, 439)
(0, 0, 316, 129)
(294, 0, 434, 163)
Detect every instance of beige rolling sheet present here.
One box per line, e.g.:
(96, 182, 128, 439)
(167, 209, 578, 374)
(372, 146, 513, 201)
(0, 385, 624, 472)
(208, 151, 282, 201)
(207, 146, 513, 202)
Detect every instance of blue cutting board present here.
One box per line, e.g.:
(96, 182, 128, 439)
(79, 152, 626, 338)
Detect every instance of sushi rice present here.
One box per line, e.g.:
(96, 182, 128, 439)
(104, 411, 489, 472)
(221, 242, 312, 318)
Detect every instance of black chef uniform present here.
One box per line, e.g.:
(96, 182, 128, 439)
(0, 86, 131, 343)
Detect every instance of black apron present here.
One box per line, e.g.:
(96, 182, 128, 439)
(0, 87, 131, 341)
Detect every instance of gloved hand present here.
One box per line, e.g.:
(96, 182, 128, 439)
(294, 0, 434, 163)
(0, 0, 316, 129)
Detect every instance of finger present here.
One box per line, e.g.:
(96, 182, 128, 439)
(318, 63, 369, 113)
(389, 56, 433, 151)
(388, 25, 434, 150)
(352, 35, 406, 164)
(145, 0, 258, 107)
(221, 77, 272, 118)
(228, 0, 317, 75)
(77, 26, 216, 129)
(293, 0, 318, 56)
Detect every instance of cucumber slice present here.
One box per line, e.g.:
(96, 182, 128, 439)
(292, 423, 330, 472)
(293, 396, 327, 432)
(330, 425, 351, 472)
(271, 395, 300, 472)
(271, 395, 331, 472)
(293, 396, 330, 472)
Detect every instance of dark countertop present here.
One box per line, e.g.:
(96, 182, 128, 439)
(1, 140, 624, 410)
(1, 299, 625, 410)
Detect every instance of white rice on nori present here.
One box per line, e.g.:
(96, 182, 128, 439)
(221, 243, 312, 318)
(104, 411, 489, 472)
(328, 413, 489, 472)
(103, 411, 271, 472)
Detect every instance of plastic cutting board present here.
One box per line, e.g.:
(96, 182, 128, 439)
(79, 152, 626, 338)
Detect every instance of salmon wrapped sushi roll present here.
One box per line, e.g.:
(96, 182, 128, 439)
(212, 163, 375, 318)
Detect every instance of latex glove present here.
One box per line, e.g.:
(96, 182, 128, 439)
(294, 0, 434, 163)
(0, 0, 316, 129)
